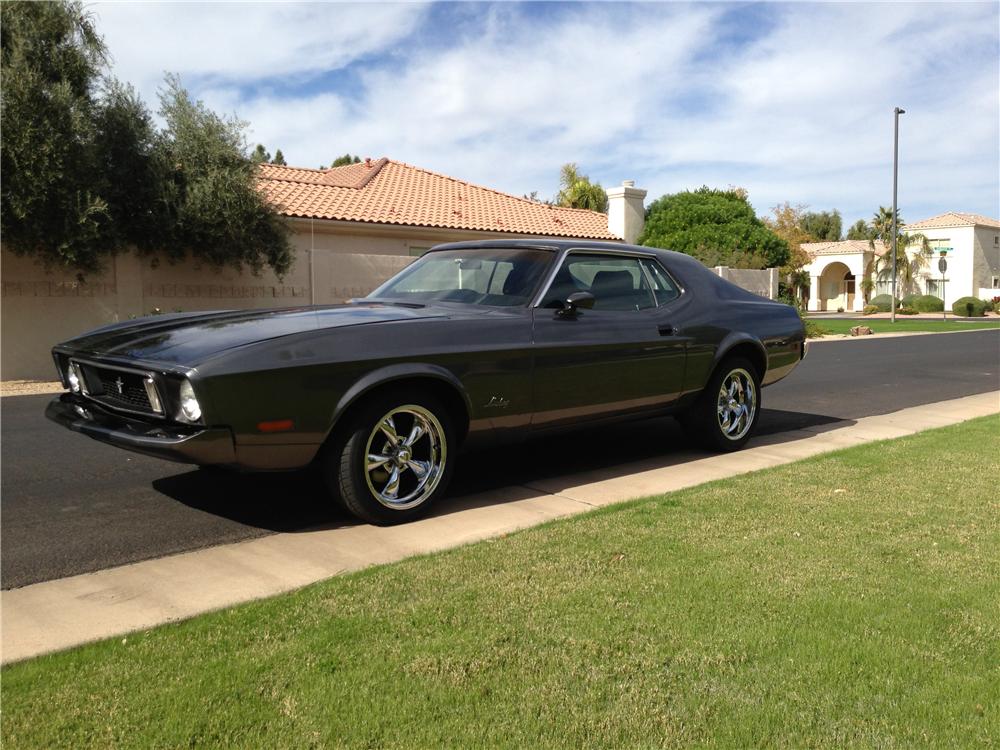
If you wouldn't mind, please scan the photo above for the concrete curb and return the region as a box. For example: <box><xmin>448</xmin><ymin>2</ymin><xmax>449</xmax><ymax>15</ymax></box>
<box><xmin>3</xmin><ymin>390</ymin><xmax>998</xmax><ymax>664</ymax></box>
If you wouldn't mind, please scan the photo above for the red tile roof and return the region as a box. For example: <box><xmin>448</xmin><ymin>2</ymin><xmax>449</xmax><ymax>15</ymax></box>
<box><xmin>802</xmin><ymin>239</ymin><xmax>888</xmax><ymax>257</ymax></box>
<box><xmin>258</xmin><ymin>158</ymin><xmax>616</xmax><ymax>240</ymax></box>
<box><xmin>906</xmin><ymin>212</ymin><xmax>1000</xmax><ymax>230</ymax></box>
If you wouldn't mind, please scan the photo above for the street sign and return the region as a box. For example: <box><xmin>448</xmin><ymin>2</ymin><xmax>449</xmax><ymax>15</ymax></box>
<box><xmin>938</xmin><ymin>257</ymin><xmax>948</xmax><ymax>273</ymax></box>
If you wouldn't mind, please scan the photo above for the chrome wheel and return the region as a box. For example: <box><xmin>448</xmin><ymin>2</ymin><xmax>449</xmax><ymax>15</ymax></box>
<box><xmin>363</xmin><ymin>404</ymin><xmax>446</xmax><ymax>510</ymax></box>
<box><xmin>716</xmin><ymin>368</ymin><xmax>757</xmax><ymax>441</ymax></box>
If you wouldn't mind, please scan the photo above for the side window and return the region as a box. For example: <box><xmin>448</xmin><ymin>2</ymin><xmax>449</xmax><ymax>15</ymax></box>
<box><xmin>641</xmin><ymin>259</ymin><xmax>681</xmax><ymax>305</ymax></box>
<box><xmin>541</xmin><ymin>254</ymin><xmax>655</xmax><ymax>311</ymax></box>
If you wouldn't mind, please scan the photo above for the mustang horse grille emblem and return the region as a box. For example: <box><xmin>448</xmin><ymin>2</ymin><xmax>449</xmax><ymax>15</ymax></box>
<box><xmin>114</xmin><ymin>377</ymin><xmax>124</xmax><ymax>394</ymax></box>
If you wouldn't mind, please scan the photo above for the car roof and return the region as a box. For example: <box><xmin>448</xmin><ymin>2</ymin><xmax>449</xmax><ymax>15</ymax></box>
<box><xmin>429</xmin><ymin>238</ymin><xmax>671</xmax><ymax>257</ymax></box>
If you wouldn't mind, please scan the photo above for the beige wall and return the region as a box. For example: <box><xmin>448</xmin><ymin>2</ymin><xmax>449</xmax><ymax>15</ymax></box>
<box><xmin>713</xmin><ymin>266</ymin><xmax>779</xmax><ymax>300</ymax></box>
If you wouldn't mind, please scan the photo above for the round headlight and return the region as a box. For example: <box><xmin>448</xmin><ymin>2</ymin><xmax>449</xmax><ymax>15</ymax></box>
<box><xmin>178</xmin><ymin>379</ymin><xmax>202</xmax><ymax>422</ymax></box>
<box><xmin>67</xmin><ymin>366</ymin><xmax>81</xmax><ymax>393</ymax></box>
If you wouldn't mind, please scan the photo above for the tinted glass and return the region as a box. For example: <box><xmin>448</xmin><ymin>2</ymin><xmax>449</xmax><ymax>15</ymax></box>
<box><xmin>541</xmin><ymin>254</ymin><xmax>655</xmax><ymax>311</ymax></box>
<box><xmin>641</xmin><ymin>258</ymin><xmax>681</xmax><ymax>305</ymax></box>
<box><xmin>369</xmin><ymin>248</ymin><xmax>553</xmax><ymax>307</ymax></box>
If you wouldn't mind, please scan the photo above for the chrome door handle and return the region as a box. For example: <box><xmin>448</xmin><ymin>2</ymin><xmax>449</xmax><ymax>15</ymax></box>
<box><xmin>658</xmin><ymin>324</ymin><xmax>678</xmax><ymax>336</ymax></box>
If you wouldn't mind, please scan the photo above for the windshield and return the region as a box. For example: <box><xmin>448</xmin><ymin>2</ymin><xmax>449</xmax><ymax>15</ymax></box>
<box><xmin>368</xmin><ymin>248</ymin><xmax>554</xmax><ymax>307</ymax></box>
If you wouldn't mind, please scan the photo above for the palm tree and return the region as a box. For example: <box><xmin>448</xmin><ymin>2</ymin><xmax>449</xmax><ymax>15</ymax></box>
<box><xmin>556</xmin><ymin>163</ymin><xmax>608</xmax><ymax>213</ymax></box>
<box><xmin>868</xmin><ymin>207</ymin><xmax>931</xmax><ymax>296</ymax></box>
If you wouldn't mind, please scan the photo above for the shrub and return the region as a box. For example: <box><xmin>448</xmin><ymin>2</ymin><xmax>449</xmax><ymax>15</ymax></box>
<box><xmin>901</xmin><ymin>293</ymin><xmax>920</xmax><ymax>307</ymax></box>
<box><xmin>863</xmin><ymin>304</ymin><xmax>880</xmax><ymax>315</ymax></box>
<box><xmin>836</xmin><ymin>306</ymin><xmax>844</xmax><ymax>313</ymax></box>
<box><xmin>795</xmin><ymin>308</ymin><xmax>826</xmax><ymax>338</ymax></box>
<box><xmin>982</xmin><ymin>298</ymin><xmax>995</xmax><ymax>313</ymax></box>
<box><xmin>952</xmin><ymin>296</ymin><xmax>987</xmax><ymax>317</ymax></box>
<box><xmin>869</xmin><ymin>294</ymin><xmax>900</xmax><ymax>312</ymax></box>
<box><xmin>897</xmin><ymin>306</ymin><xmax>918</xmax><ymax>315</ymax></box>
<box><xmin>912</xmin><ymin>294</ymin><xmax>944</xmax><ymax>313</ymax></box>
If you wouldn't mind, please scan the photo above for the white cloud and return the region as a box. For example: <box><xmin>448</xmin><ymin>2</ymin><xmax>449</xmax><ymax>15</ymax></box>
<box><xmin>92</xmin><ymin>1</ymin><xmax>430</xmax><ymax>100</ymax></box>
<box><xmin>97</xmin><ymin>1</ymin><xmax>999</xmax><ymax>227</ymax></box>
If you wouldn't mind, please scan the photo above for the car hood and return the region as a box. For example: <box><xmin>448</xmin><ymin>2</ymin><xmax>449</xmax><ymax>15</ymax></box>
<box><xmin>57</xmin><ymin>303</ymin><xmax>455</xmax><ymax>364</ymax></box>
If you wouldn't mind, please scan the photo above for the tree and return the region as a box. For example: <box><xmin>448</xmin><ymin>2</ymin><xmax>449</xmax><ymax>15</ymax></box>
<box><xmin>799</xmin><ymin>209</ymin><xmax>842</xmax><ymax>241</ymax></box>
<box><xmin>0</xmin><ymin>1</ymin><xmax>292</xmax><ymax>277</ymax></box>
<box><xmin>556</xmin><ymin>163</ymin><xmax>608</xmax><ymax>213</ymax></box>
<box><xmin>331</xmin><ymin>153</ymin><xmax>362</xmax><ymax>167</ymax></box>
<box><xmin>271</xmin><ymin>149</ymin><xmax>286</xmax><ymax>166</ymax></box>
<box><xmin>250</xmin><ymin>144</ymin><xmax>271</xmax><ymax>163</ymax></box>
<box><xmin>638</xmin><ymin>187</ymin><xmax>789</xmax><ymax>269</ymax></box>
<box><xmin>91</xmin><ymin>80</ymin><xmax>163</xmax><ymax>254</ymax></box>
<box><xmin>1</xmin><ymin>0</ymin><xmax>112</xmax><ymax>273</ymax></box>
<box><xmin>868</xmin><ymin>207</ymin><xmax>931</xmax><ymax>295</ymax></box>
<box><xmin>154</xmin><ymin>75</ymin><xmax>292</xmax><ymax>276</ymax></box>
<box><xmin>764</xmin><ymin>202</ymin><xmax>816</xmax><ymax>304</ymax></box>
<box><xmin>846</xmin><ymin>219</ymin><xmax>870</xmax><ymax>240</ymax></box>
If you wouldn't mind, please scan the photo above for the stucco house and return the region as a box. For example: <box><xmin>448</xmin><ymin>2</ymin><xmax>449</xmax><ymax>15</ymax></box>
<box><xmin>1</xmin><ymin>157</ymin><xmax>647</xmax><ymax>379</ymax></box>
<box><xmin>802</xmin><ymin>212</ymin><xmax>1000</xmax><ymax>312</ymax></box>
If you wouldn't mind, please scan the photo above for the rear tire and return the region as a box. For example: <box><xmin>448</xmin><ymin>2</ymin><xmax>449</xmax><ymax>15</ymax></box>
<box><xmin>325</xmin><ymin>392</ymin><xmax>455</xmax><ymax>525</ymax></box>
<box><xmin>679</xmin><ymin>356</ymin><xmax>761</xmax><ymax>452</ymax></box>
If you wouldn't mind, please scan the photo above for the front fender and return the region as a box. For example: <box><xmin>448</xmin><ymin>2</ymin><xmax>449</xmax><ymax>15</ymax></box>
<box><xmin>327</xmin><ymin>362</ymin><xmax>472</xmax><ymax>438</ymax></box>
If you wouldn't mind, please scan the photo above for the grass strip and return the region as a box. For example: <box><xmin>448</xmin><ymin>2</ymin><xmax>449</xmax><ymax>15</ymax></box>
<box><xmin>4</xmin><ymin>415</ymin><xmax>999</xmax><ymax>748</ymax></box>
<box><xmin>811</xmin><ymin>318</ymin><xmax>999</xmax><ymax>336</ymax></box>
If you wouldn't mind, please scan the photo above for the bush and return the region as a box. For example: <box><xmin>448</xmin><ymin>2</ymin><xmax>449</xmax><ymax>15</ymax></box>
<box><xmin>869</xmin><ymin>294</ymin><xmax>900</xmax><ymax>312</ymax></box>
<box><xmin>897</xmin><ymin>306</ymin><xmax>918</xmax><ymax>315</ymax></box>
<box><xmin>796</xmin><ymin>308</ymin><xmax>826</xmax><ymax>338</ymax></box>
<box><xmin>952</xmin><ymin>296</ymin><xmax>987</xmax><ymax>317</ymax></box>
<box><xmin>863</xmin><ymin>304</ymin><xmax>880</xmax><ymax>315</ymax></box>
<box><xmin>912</xmin><ymin>294</ymin><xmax>944</xmax><ymax>313</ymax></box>
<box><xmin>901</xmin><ymin>293</ymin><xmax>920</xmax><ymax>307</ymax></box>
<box><xmin>982</xmin><ymin>299</ymin><xmax>995</xmax><ymax>313</ymax></box>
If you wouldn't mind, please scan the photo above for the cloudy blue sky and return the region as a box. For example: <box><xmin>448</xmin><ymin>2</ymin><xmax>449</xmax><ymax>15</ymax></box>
<box><xmin>93</xmin><ymin>1</ymin><xmax>999</xmax><ymax>228</ymax></box>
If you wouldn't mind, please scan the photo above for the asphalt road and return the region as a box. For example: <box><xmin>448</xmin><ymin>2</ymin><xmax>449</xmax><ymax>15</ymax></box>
<box><xmin>3</xmin><ymin>330</ymin><xmax>998</xmax><ymax>589</ymax></box>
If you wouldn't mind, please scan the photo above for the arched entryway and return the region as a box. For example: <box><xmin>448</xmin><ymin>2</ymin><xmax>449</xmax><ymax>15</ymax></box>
<box><xmin>817</xmin><ymin>262</ymin><xmax>855</xmax><ymax>312</ymax></box>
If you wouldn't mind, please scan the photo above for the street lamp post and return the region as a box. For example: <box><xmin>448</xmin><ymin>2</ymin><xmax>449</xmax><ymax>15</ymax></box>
<box><xmin>890</xmin><ymin>106</ymin><xmax>905</xmax><ymax>323</ymax></box>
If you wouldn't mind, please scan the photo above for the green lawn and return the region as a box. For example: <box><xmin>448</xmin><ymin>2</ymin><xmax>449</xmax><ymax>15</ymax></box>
<box><xmin>4</xmin><ymin>417</ymin><xmax>999</xmax><ymax>749</ymax></box>
<box><xmin>810</xmin><ymin>318</ymin><xmax>1000</xmax><ymax>336</ymax></box>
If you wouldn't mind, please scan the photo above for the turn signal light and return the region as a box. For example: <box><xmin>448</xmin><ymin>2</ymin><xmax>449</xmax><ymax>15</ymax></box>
<box><xmin>257</xmin><ymin>419</ymin><xmax>294</xmax><ymax>433</ymax></box>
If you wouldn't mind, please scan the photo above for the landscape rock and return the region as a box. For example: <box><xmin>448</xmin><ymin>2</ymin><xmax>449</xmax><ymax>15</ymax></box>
<box><xmin>850</xmin><ymin>325</ymin><xmax>874</xmax><ymax>336</ymax></box>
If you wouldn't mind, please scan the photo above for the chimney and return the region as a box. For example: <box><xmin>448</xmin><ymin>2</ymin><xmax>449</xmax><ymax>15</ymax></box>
<box><xmin>606</xmin><ymin>180</ymin><xmax>647</xmax><ymax>244</ymax></box>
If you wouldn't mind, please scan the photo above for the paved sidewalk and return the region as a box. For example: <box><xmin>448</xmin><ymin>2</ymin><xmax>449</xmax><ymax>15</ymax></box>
<box><xmin>3</xmin><ymin>390</ymin><xmax>998</xmax><ymax>664</ymax></box>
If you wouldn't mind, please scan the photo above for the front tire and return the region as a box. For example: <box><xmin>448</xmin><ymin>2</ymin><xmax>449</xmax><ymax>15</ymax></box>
<box><xmin>330</xmin><ymin>393</ymin><xmax>454</xmax><ymax>525</ymax></box>
<box><xmin>679</xmin><ymin>357</ymin><xmax>761</xmax><ymax>452</ymax></box>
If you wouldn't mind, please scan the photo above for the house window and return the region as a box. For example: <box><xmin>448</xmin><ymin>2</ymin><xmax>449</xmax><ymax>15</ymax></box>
<box><xmin>925</xmin><ymin>279</ymin><xmax>939</xmax><ymax>296</ymax></box>
<box><xmin>994</xmin><ymin>235</ymin><xmax>998</xmax><ymax>246</ymax></box>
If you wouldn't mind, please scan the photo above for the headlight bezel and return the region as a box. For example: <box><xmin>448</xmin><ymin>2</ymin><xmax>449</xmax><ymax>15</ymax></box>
<box><xmin>177</xmin><ymin>378</ymin><xmax>203</xmax><ymax>423</ymax></box>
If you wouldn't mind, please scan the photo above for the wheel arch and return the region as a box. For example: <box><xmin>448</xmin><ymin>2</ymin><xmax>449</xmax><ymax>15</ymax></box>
<box><xmin>323</xmin><ymin>364</ymin><xmax>472</xmax><ymax>449</ymax></box>
<box><xmin>713</xmin><ymin>335</ymin><xmax>768</xmax><ymax>382</ymax></box>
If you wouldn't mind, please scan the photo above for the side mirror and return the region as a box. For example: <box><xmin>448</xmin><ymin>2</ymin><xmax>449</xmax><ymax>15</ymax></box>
<box><xmin>558</xmin><ymin>291</ymin><xmax>595</xmax><ymax>318</ymax></box>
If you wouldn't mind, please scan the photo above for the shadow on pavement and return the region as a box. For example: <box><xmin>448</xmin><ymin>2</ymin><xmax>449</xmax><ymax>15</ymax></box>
<box><xmin>155</xmin><ymin>408</ymin><xmax>852</xmax><ymax>534</ymax></box>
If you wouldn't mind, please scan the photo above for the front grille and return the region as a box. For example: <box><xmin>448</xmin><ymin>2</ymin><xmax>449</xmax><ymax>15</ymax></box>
<box><xmin>78</xmin><ymin>363</ymin><xmax>158</xmax><ymax>415</ymax></box>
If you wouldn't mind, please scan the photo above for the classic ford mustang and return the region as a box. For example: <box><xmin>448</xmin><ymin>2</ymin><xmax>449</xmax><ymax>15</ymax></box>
<box><xmin>47</xmin><ymin>240</ymin><xmax>806</xmax><ymax>524</ymax></box>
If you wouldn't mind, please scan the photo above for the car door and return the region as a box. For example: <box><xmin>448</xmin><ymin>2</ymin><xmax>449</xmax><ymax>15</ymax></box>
<box><xmin>530</xmin><ymin>252</ymin><xmax>687</xmax><ymax>429</ymax></box>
